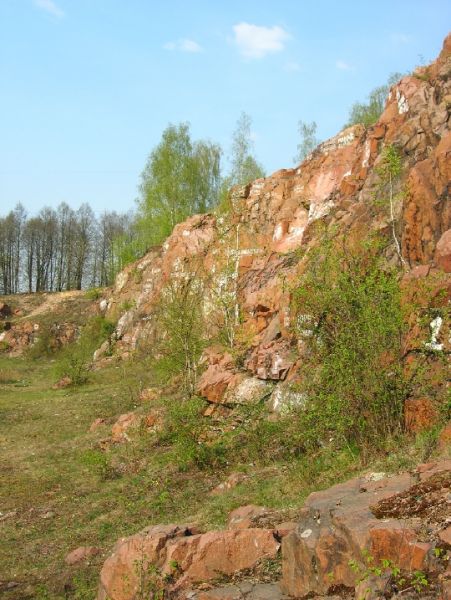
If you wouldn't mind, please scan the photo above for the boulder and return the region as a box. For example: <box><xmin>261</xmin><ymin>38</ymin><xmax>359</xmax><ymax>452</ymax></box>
<box><xmin>281</xmin><ymin>470</ymin><xmax>435</xmax><ymax>597</ymax></box>
<box><xmin>227</xmin><ymin>505</ymin><xmax>269</xmax><ymax>530</ymax></box>
<box><xmin>89</xmin><ymin>418</ymin><xmax>106</xmax><ymax>432</ymax></box>
<box><xmin>210</xmin><ymin>472</ymin><xmax>247</xmax><ymax>496</ymax></box>
<box><xmin>97</xmin><ymin>525</ymin><xmax>280</xmax><ymax>600</ymax></box>
<box><xmin>65</xmin><ymin>546</ymin><xmax>100</xmax><ymax>566</ymax></box>
<box><xmin>436</xmin><ymin>229</ymin><xmax>451</xmax><ymax>272</ymax></box>
<box><xmin>111</xmin><ymin>412</ymin><xmax>140</xmax><ymax>442</ymax></box>
<box><xmin>404</xmin><ymin>397</ymin><xmax>439</xmax><ymax>433</ymax></box>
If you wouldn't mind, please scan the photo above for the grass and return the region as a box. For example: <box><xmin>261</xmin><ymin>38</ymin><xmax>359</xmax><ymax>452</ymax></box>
<box><xmin>0</xmin><ymin>352</ymin><xmax>446</xmax><ymax>599</ymax></box>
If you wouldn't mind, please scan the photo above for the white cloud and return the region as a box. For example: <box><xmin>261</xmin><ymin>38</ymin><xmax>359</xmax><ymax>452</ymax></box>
<box><xmin>164</xmin><ymin>38</ymin><xmax>203</xmax><ymax>53</ymax></box>
<box><xmin>284</xmin><ymin>61</ymin><xmax>301</xmax><ymax>72</ymax></box>
<box><xmin>34</xmin><ymin>0</ymin><xmax>64</xmax><ymax>18</ymax></box>
<box><xmin>232</xmin><ymin>22</ymin><xmax>291</xmax><ymax>59</ymax></box>
<box><xmin>391</xmin><ymin>33</ymin><xmax>411</xmax><ymax>44</ymax></box>
<box><xmin>336</xmin><ymin>59</ymin><xmax>352</xmax><ymax>71</ymax></box>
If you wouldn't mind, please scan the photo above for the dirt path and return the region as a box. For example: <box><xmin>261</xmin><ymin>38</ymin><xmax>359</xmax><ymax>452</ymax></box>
<box><xmin>16</xmin><ymin>290</ymin><xmax>86</xmax><ymax>321</ymax></box>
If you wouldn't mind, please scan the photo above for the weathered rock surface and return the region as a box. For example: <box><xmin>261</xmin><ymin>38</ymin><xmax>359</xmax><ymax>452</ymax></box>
<box><xmin>97</xmin><ymin>525</ymin><xmax>280</xmax><ymax>600</ymax></box>
<box><xmin>98</xmin><ymin>460</ymin><xmax>451</xmax><ymax>600</ymax></box>
<box><xmin>64</xmin><ymin>545</ymin><xmax>100</xmax><ymax>566</ymax></box>
<box><xmin>97</xmin><ymin>34</ymin><xmax>450</xmax><ymax>409</ymax></box>
<box><xmin>281</xmin><ymin>461</ymin><xmax>450</xmax><ymax>598</ymax></box>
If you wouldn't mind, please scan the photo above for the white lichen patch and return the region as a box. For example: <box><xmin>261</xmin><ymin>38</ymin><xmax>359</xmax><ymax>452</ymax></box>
<box><xmin>362</xmin><ymin>139</ymin><xmax>371</xmax><ymax>168</ymax></box>
<box><xmin>424</xmin><ymin>315</ymin><xmax>443</xmax><ymax>351</ymax></box>
<box><xmin>308</xmin><ymin>200</ymin><xmax>334</xmax><ymax>224</ymax></box>
<box><xmin>182</xmin><ymin>230</ymin><xmax>191</xmax><ymax>237</ymax></box>
<box><xmin>396</xmin><ymin>89</ymin><xmax>409</xmax><ymax>114</ymax></box>
<box><xmin>114</xmin><ymin>271</ymin><xmax>129</xmax><ymax>293</ymax></box>
<box><xmin>273</xmin><ymin>223</ymin><xmax>284</xmax><ymax>242</ymax></box>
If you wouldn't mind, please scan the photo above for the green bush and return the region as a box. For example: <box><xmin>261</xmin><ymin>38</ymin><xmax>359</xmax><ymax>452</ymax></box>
<box><xmin>84</xmin><ymin>287</ymin><xmax>102</xmax><ymax>300</ymax></box>
<box><xmin>54</xmin><ymin>316</ymin><xmax>115</xmax><ymax>386</ymax></box>
<box><xmin>291</xmin><ymin>235</ymin><xmax>408</xmax><ymax>457</ymax></box>
<box><xmin>153</xmin><ymin>276</ymin><xmax>206</xmax><ymax>395</ymax></box>
<box><xmin>158</xmin><ymin>396</ymin><xmax>218</xmax><ymax>471</ymax></box>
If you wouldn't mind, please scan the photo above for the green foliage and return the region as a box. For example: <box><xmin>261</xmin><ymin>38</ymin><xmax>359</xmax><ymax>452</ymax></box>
<box><xmin>349</xmin><ymin>553</ymin><xmax>429</xmax><ymax>597</ymax></box>
<box><xmin>375</xmin><ymin>144</ymin><xmax>407</xmax><ymax>268</ymax></box>
<box><xmin>84</xmin><ymin>287</ymin><xmax>102</xmax><ymax>300</ymax></box>
<box><xmin>28</xmin><ymin>325</ymin><xmax>58</xmax><ymax>359</ymax></box>
<box><xmin>227</xmin><ymin>112</ymin><xmax>265</xmax><ymax>187</ymax></box>
<box><xmin>153</xmin><ymin>274</ymin><xmax>206</xmax><ymax>395</ymax></box>
<box><xmin>295</xmin><ymin>120</ymin><xmax>319</xmax><ymax>163</ymax></box>
<box><xmin>137</xmin><ymin>122</ymin><xmax>222</xmax><ymax>247</ymax></box>
<box><xmin>55</xmin><ymin>316</ymin><xmax>115</xmax><ymax>385</ymax></box>
<box><xmin>291</xmin><ymin>235</ymin><xmax>407</xmax><ymax>456</ymax></box>
<box><xmin>158</xmin><ymin>395</ymin><xmax>227</xmax><ymax>471</ymax></box>
<box><xmin>346</xmin><ymin>73</ymin><xmax>403</xmax><ymax>127</ymax></box>
<box><xmin>377</xmin><ymin>144</ymin><xmax>402</xmax><ymax>181</ymax></box>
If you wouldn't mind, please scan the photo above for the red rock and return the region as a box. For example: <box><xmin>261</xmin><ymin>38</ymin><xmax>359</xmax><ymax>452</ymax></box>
<box><xmin>89</xmin><ymin>418</ymin><xmax>106</xmax><ymax>432</ymax></box>
<box><xmin>98</xmin><ymin>524</ymin><xmax>187</xmax><ymax>600</ymax></box>
<box><xmin>65</xmin><ymin>546</ymin><xmax>100</xmax><ymax>565</ymax></box>
<box><xmin>439</xmin><ymin>526</ymin><xmax>451</xmax><ymax>546</ymax></box>
<box><xmin>404</xmin><ymin>397</ymin><xmax>439</xmax><ymax>433</ymax></box>
<box><xmin>369</xmin><ymin>527</ymin><xmax>431</xmax><ymax>571</ymax></box>
<box><xmin>436</xmin><ymin>229</ymin><xmax>451</xmax><ymax>272</ymax></box>
<box><xmin>274</xmin><ymin>522</ymin><xmax>297</xmax><ymax>538</ymax></box>
<box><xmin>210</xmin><ymin>473</ymin><xmax>247</xmax><ymax>496</ymax></box>
<box><xmin>97</xmin><ymin>526</ymin><xmax>279</xmax><ymax>600</ymax></box>
<box><xmin>111</xmin><ymin>412</ymin><xmax>140</xmax><ymax>442</ymax></box>
<box><xmin>442</xmin><ymin>578</ymin><xmax>451</xmax><ymax>600</ymax></box>
<box><xmin>439</xmin><ymin>422</ymin><xmax>451</xmax><ymax>452</ymax></box>
<box><xmin>52</xmin><ymin>376</ymin><xmax>72</xmax><ymax>390</ymax></box>
<box><xmin>281</xmin><ymin>471</ymin><xmax>426</xmax><ymax>597</ymax></box>
<box><xmin>227</xmin><ymin>505</ymin><xmax>268</xmax><ymax>530</ymax></box>
<box><xmin>163</xmin><ymin>529</ymin><xmax>280</xmax><ymax>588</ymax></box>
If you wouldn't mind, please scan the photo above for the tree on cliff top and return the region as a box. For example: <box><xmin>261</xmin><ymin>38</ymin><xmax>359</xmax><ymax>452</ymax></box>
<box><xmin>137</xmin><ymin>122</ymin><xmax>222</xmax><ymax>246</ymax></box>
<box><xmin>228</xmin><ymin>112</ymin><xmax>265</xmax><ymax>186</ymax></box>
<box><xmin>346</xmin><ymin>72</ymin><xmax>404</xmax><ymax>128</ymax></box>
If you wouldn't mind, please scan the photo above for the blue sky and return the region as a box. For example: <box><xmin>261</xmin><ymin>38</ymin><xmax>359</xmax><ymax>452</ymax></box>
<box><xmin>0</xmin><ymin>1</ymin><xmax>449</xmax><ymax>215</ymax></box>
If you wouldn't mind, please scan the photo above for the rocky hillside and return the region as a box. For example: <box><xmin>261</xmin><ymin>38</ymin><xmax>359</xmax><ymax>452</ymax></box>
<box><xmin>98</xmin><ymin>34</ymin><xmax>450</xmax><ymax>409</ymax></box>
<box><xmin>0</xmin><ymin>290</ymin><xmax>96</xmax><ymax>356</ymax></box>
<box><xmin>90</xmin><ymin>34</ymin><xmax>451</xmax><ymax>600</ymax></box>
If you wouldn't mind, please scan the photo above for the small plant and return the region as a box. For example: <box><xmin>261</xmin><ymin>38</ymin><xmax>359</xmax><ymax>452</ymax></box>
<box><xmin>85</xmin><ymin>287</ymin><xmax>102</xmax><ymax>300</ymax></box>
<box><xmin>154</xmin><ymin>273</ymin><xmax>206</xmax><ymax>396</ymax></box>
<box><xmin>350</xmin><ymin>554</ymin><xmax>430</xmax><ymax>598</ymax></box>
<box><xmin>120</xmin><ymin>299</ymin><xmax>136</xmax><ymax>312</ymax></box>
<box><xmin>54</xmin><ymin>316</ymin><xmax>115</xmax><ymax>386</ymax></box>
<box><xmin>375</xmin><ymin>144</ymin><xmax>407</xmax><ymax>269</ymax></box>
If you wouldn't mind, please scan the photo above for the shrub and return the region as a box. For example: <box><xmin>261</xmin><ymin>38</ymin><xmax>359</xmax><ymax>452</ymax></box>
<box><xmin>291</xmin><ymin>235</ymin><xmax>408</xmax><ymax>457</ymax></box>
<box><xmin>54</xmin><ymin>316</ymin><xmax>115</xmax><ymax>386</ymax></box>
<box><xmin>153</xmin><ymin>275</ymin><xmax>206</xmax><ymax>395</ymax></box>
<box><xmin>84</xmin><ymin>287</ymin><xmax>102</xmax><ymax>300</ymax></box>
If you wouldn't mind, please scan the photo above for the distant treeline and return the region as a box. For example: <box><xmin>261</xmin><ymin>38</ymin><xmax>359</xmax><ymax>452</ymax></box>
<box><xmin>0</xmin><ymin>203</ymin><xmax>134</xmax><ymax>294</ymax></box>
<box><xmin>2</xmin><ymin>79</ymin><xmax>404</xmax><ymax>296</ymax></box>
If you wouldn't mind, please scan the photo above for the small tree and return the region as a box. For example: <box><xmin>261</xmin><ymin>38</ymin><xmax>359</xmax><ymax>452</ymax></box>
<box><xmin>294</xmin><ymin>120</ymin><xmax>319</xmax><ymax>163</ymax></box>
<box><xmin>228</xmin><ymin>112</ymin><xmax>265</xmax><ymax>186</ymax></box>
<box><xmin>137</xmin><ymin>123</ymin><xmax>222</xmax><ymax>247</ymax></box>
<box><xmin>375</xmin><ymin>145</ymin><xmax>407</xmax><ymax>269</ymax></box>
<box><xmin>155</xmin><ymin>273</ymin><xmax>205</xmax><ymax>395</ymax></box>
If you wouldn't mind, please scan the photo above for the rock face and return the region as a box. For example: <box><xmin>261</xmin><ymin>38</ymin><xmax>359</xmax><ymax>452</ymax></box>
<box><xmin>98</xmin><ymin>34</ymin><xmax>450</xmax><ymax>410</ymax></box>
<box><xmin>98</xmin><ymin>525</ymin><xmax>280</xmax><ymax>600</ymax></box>
<box><xmin>97</xmin><ymin>460</ymin><xmax>451</xmax><ymax>600</ymax></box>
